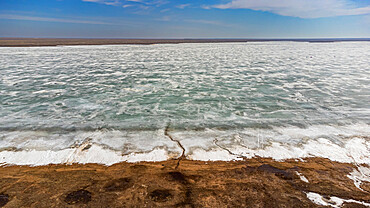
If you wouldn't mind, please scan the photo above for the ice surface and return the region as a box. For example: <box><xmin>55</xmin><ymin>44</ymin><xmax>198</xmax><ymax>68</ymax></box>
<box><xmin>0</xmin><ymin>42</ymin><xmax>369</xmax><ymax>165</ymax></box>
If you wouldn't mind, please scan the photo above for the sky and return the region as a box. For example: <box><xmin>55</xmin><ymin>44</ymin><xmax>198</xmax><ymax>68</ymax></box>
<box><xmin>0</xmin><ymin>0</ymin><xmax>369</xmax><ymax>38</ymax></box>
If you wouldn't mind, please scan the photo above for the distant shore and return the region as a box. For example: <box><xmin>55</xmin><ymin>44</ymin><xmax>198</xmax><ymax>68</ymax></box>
<box><xmin>0</xmin><ymin>38</ymin><xmax>369</xmax><ymax>47</ymax></box>
<box><xmin>0</xmin><ymin>157</ymin><xmax>369</xmax><ymax>207</ymax></box>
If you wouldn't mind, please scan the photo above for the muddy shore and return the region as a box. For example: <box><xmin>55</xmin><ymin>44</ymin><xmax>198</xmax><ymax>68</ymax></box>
<box><xmin>0</xmin><ymin>157</ymin><xmax>369</xmax><ymax>207</ymax></box>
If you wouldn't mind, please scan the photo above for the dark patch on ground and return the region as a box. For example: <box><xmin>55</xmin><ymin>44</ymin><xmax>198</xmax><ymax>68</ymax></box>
<box><xmin>64</xmin><ymin>189</ymin><xmax>92</xmax><ymax>205</ymax></box>
<box><xmin>168</xmin><ymin>171</ymin><xmax>188</xmax><ymax>184</ymax></box>
<box><xmin>167</xmin><ymin>171</ymin><xmax>195</xmax><ymax>207</ymax></box>
<box><xmin>179</xmin><ymin>187</ymin><xmax>194</xmax><ymax>208</ymax></box>
<box><xmin>149</xmin><ymin>189</ymin><xmax>173</xmax><ymax>202</ymax></box>
<box><xmin>240</xmin><ymin>166</ymin><xmax>257</xmax><ymax>174</ymax></box>
<box><xmin>257</xmin><ymin>164</ymin><xmax>297</xmax><ymax>180</ymax></box>
<box><xmin>0</xmin><ymin>194</ymin><xmax>9</xmax><ymax>207</ymax></box>
<box><xmin>82</xmin><ymin>144</ymin><xmax>92</xmax><ymax>151</ymax></box>
<box><xmin>103</xmin><ymin>177</ymin><xmax>132</xmax><ymax>192</ymax></box>
<box><xmin>241</xmin><ymin>164</ymin><xmax>297</xmax><ymax>180</ymax></box>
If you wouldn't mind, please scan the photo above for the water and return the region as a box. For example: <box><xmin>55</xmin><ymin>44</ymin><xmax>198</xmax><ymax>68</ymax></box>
<box><xmin>0</xmin><ymin>42</ymin><xmax>369</xmax><ymax>164</ymax></box>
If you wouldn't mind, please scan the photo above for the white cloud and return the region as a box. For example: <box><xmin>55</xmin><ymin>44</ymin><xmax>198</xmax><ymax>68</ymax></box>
<box><xmin>139</xmin><ymin>5</ymin><xmax>150</xmax><ymax>9</ymax></box>
<box><xmin>160</xmin><ymin>8</ymin><xmax>170</xmax><ymax>12</ymax></box>
<box><xmin>0</xmin><ymin>14</ymin><xmax>115</xmax><ymax>25</ymax></box>
<box><xmin>176</xmin><ymin>4</ymin><xmax>190</xmax><ymax>9</ymax></box>
<box><xmin>212</xmin><ymin>0</ymin><xmax>370</xmax><ymax>18</ymax></box>
<box><xmin>143</xmin><ymin>0</ymin><xmax>168</xmax><ymax>7</ymax></box>
<box><xmin>83</xmin><ymin>0</ymin><xmax>168</xmax><ymax>8</ymax></box>
<box><xmin>82</xmin><ymin>0</ymin><xmax>121</xmax><ymax>6</ymax></box>
<box><xmin>185</xmin><ymin>19</ymin><xmax>224</xmax><ymax>25</ymax></box>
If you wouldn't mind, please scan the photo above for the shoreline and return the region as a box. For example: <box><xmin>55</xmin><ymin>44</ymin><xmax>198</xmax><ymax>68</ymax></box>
<box><xmin>1</xmin><ymin>38</ymin><xmax>370</xmax><ymax>47</ymax></box>
<box><xmin>0</xmin><ymin>157</ymin><xmax>369</xmax><ymax>207</ymax></box>
<box><xmin>0</xmin><ymin>134</ymin><xmax>368</xmax><ymax>166</ymax></box>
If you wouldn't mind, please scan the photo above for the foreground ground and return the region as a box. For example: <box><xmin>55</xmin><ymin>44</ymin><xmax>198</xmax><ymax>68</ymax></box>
<box><xmin>0</xmin><ymin>157</ymin><xmax>369</xmax><ymax>207</ymax></box>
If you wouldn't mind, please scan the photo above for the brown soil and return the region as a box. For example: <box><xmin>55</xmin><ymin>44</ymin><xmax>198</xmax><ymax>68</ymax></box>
<box><xmin>0</xmin><ymin>157</ymin><xmax>368</xmax><ymax>207</ymax></box>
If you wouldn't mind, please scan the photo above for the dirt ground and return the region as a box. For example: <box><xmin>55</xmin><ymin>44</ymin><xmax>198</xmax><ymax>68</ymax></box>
<box><xmin>0</xmin><ymin>157</ymin><xmax>369</xmax><ymax>207</ymax></box>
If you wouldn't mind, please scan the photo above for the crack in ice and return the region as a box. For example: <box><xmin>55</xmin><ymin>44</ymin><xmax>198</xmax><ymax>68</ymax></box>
<box><xmin>164</xmin><ymin>124</ymin><xmax>185</xmax><ymax>169</ymax></box>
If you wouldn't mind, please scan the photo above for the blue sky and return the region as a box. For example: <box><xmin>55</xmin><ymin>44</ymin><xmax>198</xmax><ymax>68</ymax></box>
<box><xmin>0</xmin><ymin>0</ymin><xmax>369</xmax><ymax>38</ymax></box>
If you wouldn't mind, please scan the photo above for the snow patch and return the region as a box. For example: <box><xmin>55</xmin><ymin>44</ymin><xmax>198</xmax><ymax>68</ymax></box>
<box><xmin>188</xmin><ymin>148</ymin><xmax>243</xmax><ymax>161</ymax></box>
<box><xmin>296</xmin><ymin>171</ymin><xmax>309</xmax><ymax>183</ymax></box>
<box><xmin>0</xmin><ymin>144</ymin><xmax>172</xmax><ymax>166</ymax></box>
<box><xmin>306</xmin><ymin>192</ymin><xmax>370</xmax><ymax>207</ymax></box>
<box><xmin>347</xmin><ymin>165</ymin><xmax>370</xmax><ymax>192</ymax></box>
